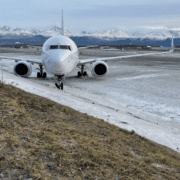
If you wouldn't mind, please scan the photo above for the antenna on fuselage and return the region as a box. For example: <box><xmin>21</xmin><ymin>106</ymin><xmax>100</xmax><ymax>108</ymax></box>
<box><xmin>61</xmin><ymin>10</ymin><xmax>64</xmax><ymax>36</ymax></box>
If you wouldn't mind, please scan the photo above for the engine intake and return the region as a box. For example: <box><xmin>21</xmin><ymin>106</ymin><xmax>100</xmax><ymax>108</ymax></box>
<box><xmin>13</xmin><ymin>61</ymin><xmax>32</xmax><ymax>78</ymax></box>
<box><xmin>91</xmin><ymin>61</ymin><xmax>109</xmax><ymax>77</ymax></box>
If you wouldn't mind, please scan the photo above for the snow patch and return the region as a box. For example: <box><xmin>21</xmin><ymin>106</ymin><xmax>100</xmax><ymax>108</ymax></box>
<box><xmin>1</xmin><ymin>70</ymin><xmax>180</xmax><ymax>153</ymax></box>
<box><xmin>117</xmin><ymin>74</ymin><xmax>169</xmax><ymax>81</ymax></box>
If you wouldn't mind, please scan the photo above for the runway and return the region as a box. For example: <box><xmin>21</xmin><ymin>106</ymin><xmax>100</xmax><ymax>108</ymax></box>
<box><xmin>0</xmin><ymin>48</ymin><xmax>180</xmax><ymax>152</ymax></box>
<box><xmin>1</xmin><ymin>49</ymin><xmax>180</xmax><ymax>122</ymax></box>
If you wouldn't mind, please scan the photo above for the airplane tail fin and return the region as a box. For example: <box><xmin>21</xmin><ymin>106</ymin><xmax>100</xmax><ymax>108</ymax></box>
<box><xmin>171</xmin><ymin>36</ymin><xmax>174</xmax><ymax>52</ymax></box>
<box><xmin>61</xmin><ymin>10</ymin><xmax>64</xmax><ymax>36</ymax></box>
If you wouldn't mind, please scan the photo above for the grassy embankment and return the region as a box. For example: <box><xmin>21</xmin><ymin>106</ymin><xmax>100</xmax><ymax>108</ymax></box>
<box><xmin>0</xmin><ymin>82</ymin><xmax>180</xmax><ymax>180</ymax></box>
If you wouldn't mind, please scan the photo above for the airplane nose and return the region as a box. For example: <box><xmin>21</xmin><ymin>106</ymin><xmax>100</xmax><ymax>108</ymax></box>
<box><xmin>48</xmin><ymin>50</ymin><xmax>69</xmax><ymax>62</ymax></box>
<box><xmin>56</xmin><ymin>51</ymin><xmax>68</xmax><ymax>62</ymax></box>
<box><xmin>52</xmin><ymin>51</ymin><xmax>70</xmax><ymax>74</ymax></box>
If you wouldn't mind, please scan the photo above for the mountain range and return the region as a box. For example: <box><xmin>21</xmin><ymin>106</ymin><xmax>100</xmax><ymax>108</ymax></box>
<box><xmin>0</xmin><ymin>25</ymin><xmax>72</xmax><ymax>37</ymax></box>
<box><xmin>0</xmin><ymin>25</ymin><xmax>179</xmax><ymax>46</ymax></box>
<box><xmin>1</xmin><ymin>25</ymin><xmax>180</xmax><ymax>39</ymax></box>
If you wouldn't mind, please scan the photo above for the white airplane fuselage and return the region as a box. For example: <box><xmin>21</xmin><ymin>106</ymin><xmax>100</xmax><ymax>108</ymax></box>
<box><xmin>41</xmin><ymin>36</ymin><xmax>79</xmax><ymax>76</ymax></box>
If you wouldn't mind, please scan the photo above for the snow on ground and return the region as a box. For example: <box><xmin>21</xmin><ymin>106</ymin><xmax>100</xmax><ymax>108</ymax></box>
<box><xmin>0</xmin><ymin>51</ymin><xmax>180</xmax><ymax>153</ymax></box>
<box><xmin>1</xmin><ymin>70</ymin><xmax>180</xmax><ymax>153</ymax></box>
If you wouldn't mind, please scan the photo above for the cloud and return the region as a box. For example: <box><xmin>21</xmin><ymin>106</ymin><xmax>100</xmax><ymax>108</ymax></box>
<box><xmin>68</xmin><ymin>3</ymin><xmax>180</xmax><ymax>19</ymax></box>
<box><xmin>1</xmin><ymin>0</ymin><xmax>180</xmax><ymax>33</ymax></box>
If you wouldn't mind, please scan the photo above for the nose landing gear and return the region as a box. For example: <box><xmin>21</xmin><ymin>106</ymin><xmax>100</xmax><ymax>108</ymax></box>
<box><xmin>37</xmin><ymin>65</ymin><xmax>47</xmax><ymax>78</ymax></box>
<box><xmin>55</xmin><ymin>75</ymin><xmax>64</xmax><ymax>90</ymax></box>
<box><xmin>55</xmin><ymin>82</ymin><xmax>63</xmax><ymax>90</ymax></box>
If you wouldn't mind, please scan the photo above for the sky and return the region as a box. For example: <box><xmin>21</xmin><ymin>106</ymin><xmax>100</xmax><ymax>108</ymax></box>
<box><xmin>0</xmin><ymin>0</ymin><xmax>180</xmax><ymax>34</ymax></box>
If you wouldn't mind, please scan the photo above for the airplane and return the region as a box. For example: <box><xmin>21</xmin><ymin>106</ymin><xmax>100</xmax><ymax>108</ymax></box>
<box><xmin>0</xmin><ymin>10</ymin><xmax>174</xmax><ymax>90</ymax></box>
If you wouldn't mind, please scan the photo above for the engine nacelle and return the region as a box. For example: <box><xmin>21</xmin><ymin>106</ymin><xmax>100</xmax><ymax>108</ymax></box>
<box><xmin>91</xmin><ymin>61</ymin><xmax>109</xmax><ymax>77</ymax></box>
<box><xmin>13</xmin><ymin>61</ymin><xmax>32</xmax><ymax>78</ymax></box>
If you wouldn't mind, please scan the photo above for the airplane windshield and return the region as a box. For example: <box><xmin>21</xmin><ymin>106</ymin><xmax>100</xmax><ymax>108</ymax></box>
<box><xmin>50</xmin><ymin>45</ymin><xmax>58</xmax><ymax>49</ymax></box>
<box><xmin>49</xmin><ymin>45</ymin><xmax>71</xmax><ymax>51</ymax></box>
<box><xmin>59</xmin><ymin>45</ymin><xmax>71</xmax><ymax>50</ymax></box>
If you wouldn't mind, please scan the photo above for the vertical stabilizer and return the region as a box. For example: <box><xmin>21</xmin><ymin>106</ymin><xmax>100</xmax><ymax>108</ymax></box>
<box><xmin>61</xmin><ymin>10</ymin><xmax>64</xmax><ymax>36</ymax></box>
<box><xmin>171</xmin><ymin>36</ymin><xmax>174</xmax><ymax>52</ymax></box>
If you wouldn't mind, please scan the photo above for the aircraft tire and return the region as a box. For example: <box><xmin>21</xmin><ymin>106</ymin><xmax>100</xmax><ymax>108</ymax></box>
<box><xmin>43</xmin><ymin>72</ymin><xmax>47</xmax><ymax>78</ymax></box>
<box><xmin>78</xmin><ymin>71</ymin><xmax>81</xmax><ymax>77</ymax></box>
<box><xmin>83</xmin><ymin>71</ymin><xmax>87</xmax><ymax>76</ymax></box>
<box><xmin>37</xmin><ymin>72</ymin><xmax>41</xmax><ymax>78</ymax></box>
<box><xmin>60</xmin><ymin>83</ymin><xmax>63</xmax><ymax>90</ymax></box>
<box><xmin>55</xmin><ymin>83</ymin><xmax>60</xmax><ymax>89</ymax></box>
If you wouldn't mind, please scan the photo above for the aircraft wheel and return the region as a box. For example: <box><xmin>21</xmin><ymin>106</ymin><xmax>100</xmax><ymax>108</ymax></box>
<box><xmin>55</xmin><ymin>83</ymin><xmax>60</xmax><ymax>89</ymax></box>
<box><xmin>78</xmin><ymin>71</ymin><xmax>81</xmax><ymax>77</ymax></box>
<box><xmin>55</xmin><ymin>83</ymin><xmax>63</xmax><ymax>90</ymax></box>
<box><xmin>60</xmin><ymin>83</ymin><xmax>63</xmax><ymax>90</ymax></box>
<box><xmin>83</xmin><ymin>71</ymin><xmax>87</xmax><ymax>76</ymax></box>
<box><xmin>37</xmin><ymin>72</ymin><xmax>41</xmax><ymax>78</ymax></box>
<box><xmin>43</xmin><ymin>72</ymin><xmax>47</xmax><ymax>78</ymax></box>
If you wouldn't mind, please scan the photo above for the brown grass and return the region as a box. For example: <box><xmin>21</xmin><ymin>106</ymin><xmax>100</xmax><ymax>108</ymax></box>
<box><xmin>0</xmin><ymin>82</ymin><xmax>180</xmax><ymax>180</ymax></box>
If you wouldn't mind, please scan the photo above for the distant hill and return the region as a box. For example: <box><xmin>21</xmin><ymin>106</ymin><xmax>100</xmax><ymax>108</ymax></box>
<box><xmin>0</xmin><ymin>35</ymin><xmax>178</xmax><ymax>47</ymax></box>
<box><xmin>0</xmin><ymin>25</ymin><xmax>72</xmax><ymax>37</ymax></box>
<box><xmin>0</xmin><ymin>25</ymin><xmax>179</xmax><ymax>47</ymax></box>
<box><xmin>70</xmin><ymin>36</ymin><xmax>178</xmax><ymax>47</ymax></box>
<box><xmin>0</xmin><ymin>35</ymin><xmax>48</xmax><ymax>45</ymax></box>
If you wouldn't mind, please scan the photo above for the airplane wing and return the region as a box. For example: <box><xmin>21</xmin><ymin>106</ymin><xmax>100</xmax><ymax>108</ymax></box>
<box><xmin>77</xmin><ymin>49</ymin><xmax>173</xmax><ymax>65</ymax></box>
<box><xmin>78</xmin><ymin>37</ymin><xmax>174</xmax><ymax>65</ymax></box>
<box><xmin>0</xmin><ymin>56</ymin><xmax>43</xmax><ymax>65</ymax></box>
<box><xmin>78</xmin><ymin>45</ymin><xmax>98</xmax><ymax>50</ymax></box>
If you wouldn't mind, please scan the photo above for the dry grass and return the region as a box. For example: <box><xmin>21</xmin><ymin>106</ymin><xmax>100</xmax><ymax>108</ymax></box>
<box><xmin>0</xmin><ymin>82</ymin><xmax>180</xmax><ymax>180</ymax></box>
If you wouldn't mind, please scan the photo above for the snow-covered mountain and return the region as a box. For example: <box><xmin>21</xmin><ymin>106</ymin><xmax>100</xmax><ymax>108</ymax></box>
<box><xmin>78</xmin><ymin>29</ymin><xmax>130</xmax><ymax>39</ymax></box>
<box><xmin>144</xmin><ymin>32</ymin><xmax>172</xmax><ymax>40</ymax></box>
<box><xmin>42</xmin><ymin>26</ymin><xmax>73</xmax><ymax>37</ymax></box>
<box><xmin>0</xmin><ymin>25</ymin><xmax>72</xmax><ymax>37</ymax></box>
<box><xmin>13</xmin><ymin>28</ymin><xmax>32</xmax><ymax>36</ymax></box>
<box><xmin>0</xmin><ymin>25</ymin><xmax>13</xmax><ymax>35</ymax></box>
<box><xmin>130</xmin><ymin>30</ymin><xmax>180</xmax><ymax>40</ymax></box>
<box><xmin>0</xmin><ymin>25</ymin><xmax>11</xmax><ymax>31</ymax></box>
<box><xmin>0</xmin><ymin>25</ymin><xmax>32</xmax><ymax>36</ymax></box>
<box><xmin>78</xmin><ymin>29</ymin><xmax>180</xmax><ymax>40</ymax></box>
<box><xmin>0</xmin><ymin>25</ymin><xmax>179</xmax><ymax>40</ymax></box>
<box><xmin>30</xmin><ymin>29</ymin><xmax>42</xmax><ymax>35</ymax></box>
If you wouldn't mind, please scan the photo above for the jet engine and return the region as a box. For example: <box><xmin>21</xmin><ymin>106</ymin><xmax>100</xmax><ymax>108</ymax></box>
<box><xmin>91</xmin><ymin>61</ymin><xmax>109</xmax><ymax>77</ymax></box>
<box><xmin>13</xmin><ymin>61</ymin><xmax>32</xmax><ymax>78</ymax></box>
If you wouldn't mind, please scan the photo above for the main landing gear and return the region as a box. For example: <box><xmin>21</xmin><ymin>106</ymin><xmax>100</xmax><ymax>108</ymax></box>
<box><xmin>77</xmin><ymin>65</ymin><xmax>88</xmax><ymax>78</ymax></box>
<box><xmin>55</xmin><ymin>75</ymin><xmax>64</xmax><ymax>90</ymax></box>
<box><xmin>37</xmin><ymin>65</ymin><xmax>47</xmax><ymax>78</ymax></box>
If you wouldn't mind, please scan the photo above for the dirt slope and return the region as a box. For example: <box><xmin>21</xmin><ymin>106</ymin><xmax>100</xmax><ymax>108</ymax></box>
<box><xmin>0</xmin><ymin>83</ymin><xmax>180</xmax><ymax>180</ymax></box>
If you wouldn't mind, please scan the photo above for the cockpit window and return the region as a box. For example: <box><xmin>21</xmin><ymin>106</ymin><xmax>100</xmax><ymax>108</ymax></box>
<box><xmin>49</xmin><ymin>45</ymin><xmax>71</xmax><ymax>51</ymax></box>
<box><xmin>59</xmin><ymin>45</ymin><xmax>71</xmax><ymax>51</ymax></box>
<box><xmin>50</xmin><ymin>45</ymin><xmax>58</xmax><ymax>49</ymax></box>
